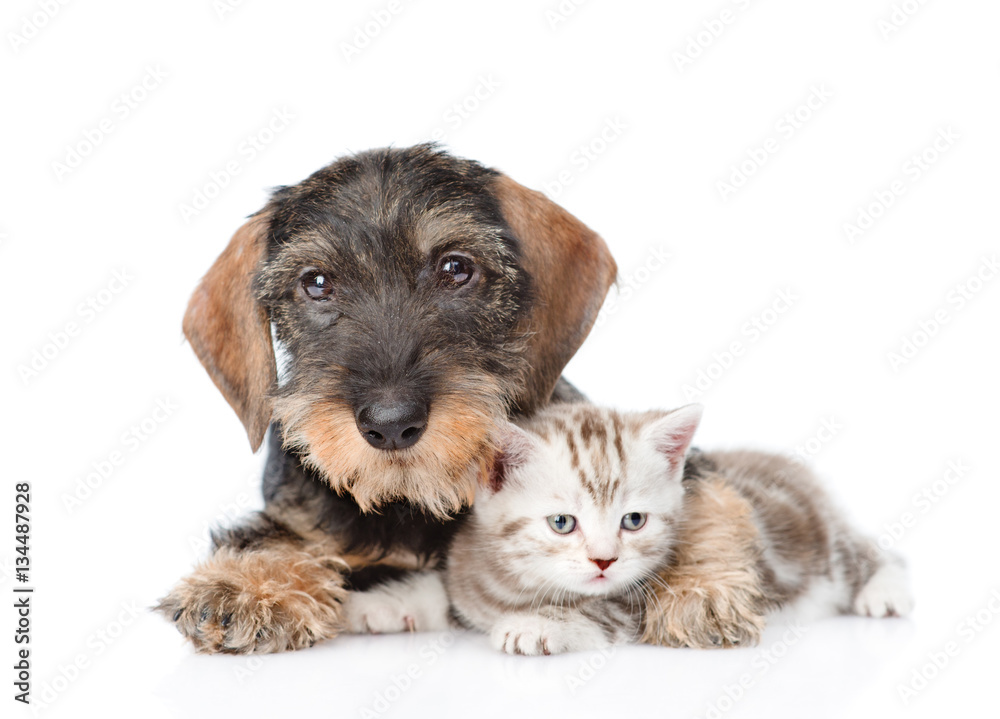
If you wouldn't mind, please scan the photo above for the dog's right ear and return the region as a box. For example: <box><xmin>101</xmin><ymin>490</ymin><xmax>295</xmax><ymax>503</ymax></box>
<box><xmin>183</xmin><ymin>213</ymin><xmax>276</xmax><ymax>451</ymax></box>
<box><xmin>491</xmin><ymin>175</ymin><xmax>617</xmax><ymax>414</ymax></box>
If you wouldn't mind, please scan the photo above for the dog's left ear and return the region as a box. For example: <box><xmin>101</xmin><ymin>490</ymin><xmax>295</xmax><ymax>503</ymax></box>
<box><xmin>183</xmin><ymin>213</ymin><xmax>276</xmax><ymax>451</ymax></box>
<box><xmin>491</xmin><ymin>175</ymin><xmax>617</xmax><ymax>413</ymax></box>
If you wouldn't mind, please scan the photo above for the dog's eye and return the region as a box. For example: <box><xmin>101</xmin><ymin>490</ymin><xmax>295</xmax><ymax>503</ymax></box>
<box><xmin>437</xmin><ymin>254</ymin><xmax>476</xmax><ymax>287</ymax></box>
<box><xmin>300</xmin><ymin>270</ymin><xmax>334</xmax><ymax>301</ymax></box>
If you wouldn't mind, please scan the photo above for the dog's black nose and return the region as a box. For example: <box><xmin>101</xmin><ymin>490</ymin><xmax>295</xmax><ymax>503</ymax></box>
<box><xmin>355</xmin><ymin>400</ymin><xmax>428</xmax><ymax>450</ymax></box>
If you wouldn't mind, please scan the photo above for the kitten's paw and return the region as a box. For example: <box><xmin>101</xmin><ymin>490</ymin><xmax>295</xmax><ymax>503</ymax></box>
<box><xmin>343</xmin><ymin>572</ymin><xmax>450</xmax><ymax>634</ymax></box>
<box><xmin>491</xmin><ymin>614</ymin><xmax>609</xmax><ymax>656</ymax></box>
<box><xmin>344</xmin><ymin>592</ymin><xmax>417</xmax><ymax>634</ymax></box>
<box><xmin>854</xmin><ymin>564</ymin><xmax>914</xmax><ymax>618</ymax></box>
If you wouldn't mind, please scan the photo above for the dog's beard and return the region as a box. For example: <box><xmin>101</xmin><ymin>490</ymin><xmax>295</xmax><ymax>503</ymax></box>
<box><xmin>273</xmin><ymin>373</ymin><xmax>510</xmax><ymax>519</ymax></box>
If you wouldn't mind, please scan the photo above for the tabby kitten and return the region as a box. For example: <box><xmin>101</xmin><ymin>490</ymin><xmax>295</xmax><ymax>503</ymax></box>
<box><xmin>343</xmin><ymin>403</ymin><xmax>702</xmax><ymax>654</ymax></box>
<box><xmin>344</xmin><ymin>403</ymin><xmax>913</xmax><ymax>654</ymax></box>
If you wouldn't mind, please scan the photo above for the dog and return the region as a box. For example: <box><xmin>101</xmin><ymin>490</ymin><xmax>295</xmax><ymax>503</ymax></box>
<box><xmin>158</xmin><ymin>144</ymin><xmax>764</xmax><ymax>653</ymax></box>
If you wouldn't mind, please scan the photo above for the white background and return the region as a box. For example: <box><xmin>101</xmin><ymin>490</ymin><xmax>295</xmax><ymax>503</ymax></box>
<box><xmin>3</xmin><ymin>1</ymin><xmax>999</xmax><ymax>717</ymax></box>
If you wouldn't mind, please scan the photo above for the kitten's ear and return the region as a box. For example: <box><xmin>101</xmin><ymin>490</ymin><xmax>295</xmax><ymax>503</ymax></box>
<box><xmin>485</xmin><ymin>422</ymin><xmax>538</xmax><ymax>494</ymax></box>
<box><xmin>646</xmin><ymin>404</ymin><xmax>703</xmax><ymax>473</ymax></box>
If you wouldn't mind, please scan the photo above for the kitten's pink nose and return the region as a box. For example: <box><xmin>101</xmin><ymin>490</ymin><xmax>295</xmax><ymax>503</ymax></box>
<box><xmin>591</xmin><ymin>558</ymin><xmax>616</xmax><ymax>572</ymax></box>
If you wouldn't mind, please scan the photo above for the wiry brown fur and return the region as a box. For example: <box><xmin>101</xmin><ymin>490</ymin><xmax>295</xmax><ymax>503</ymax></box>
<box><xmin>160</xmin><ymin>146</ymin><xmax>621</xmax><ymax>654</ymax></box>
<box><xmin>643</xmin><ymin>475</ymin><xmax>768</xmax><ymax>648</ymax></box>
<box><xmin>272</xmin><ymin>374</ymin><xmax>510</xmax><ymax>518</ymax></box>
<box><xmin>183</xmin><ymin>214</ymin><xmax>276</xmax><ymax>451</ymax></box>
<box><xmin>155</xmin><ymin>544</ymin><xmax>348</xmax><ymax>654</ymax></box>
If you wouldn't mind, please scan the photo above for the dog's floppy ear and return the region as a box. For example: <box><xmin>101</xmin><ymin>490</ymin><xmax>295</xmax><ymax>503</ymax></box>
<box><xmin>183</xmin><ymin>213</ymin><xmax>276</xmax><ymax>451</ymax></box>
<box><xmin>491</xmin><ymin>175</ymin><xmax>617</xmax><ymax>413</ymax></box>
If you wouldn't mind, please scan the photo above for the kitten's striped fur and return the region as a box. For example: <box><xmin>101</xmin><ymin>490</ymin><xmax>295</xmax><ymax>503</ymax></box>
<box><xmin>442</xmin><ymin>404</ymin><xmax>703</xmax><ymax>653</ymax></box>
<box><xmin>345</xmin><ymin>403</ymin><xmax>701</xmax><ymax>653</ymax></box>
<box><xmin>344</xmin><ymin>403</ymin><xmax>913</xmax><ymax>654</ymax></box>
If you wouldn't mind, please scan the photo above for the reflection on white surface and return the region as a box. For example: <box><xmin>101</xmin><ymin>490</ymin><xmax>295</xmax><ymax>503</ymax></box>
<box><xmin>136</xmin><ymin>617</ymin><xmax>915</xmax><ymax>718</ymax></box>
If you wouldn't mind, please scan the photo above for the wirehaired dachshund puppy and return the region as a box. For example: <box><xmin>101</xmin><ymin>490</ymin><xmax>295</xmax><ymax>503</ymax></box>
<box><xmin>158</xmin><ymin>145</ymin><xmax>767</xmax><ymax>653</ymax></box>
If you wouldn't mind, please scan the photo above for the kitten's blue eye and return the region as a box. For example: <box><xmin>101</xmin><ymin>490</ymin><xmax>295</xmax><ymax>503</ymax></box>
<box><xmin>621</xmin><ymin>512</ymin><xmax>647</xmax><ymax>531</ymax></box>
<box><xmin>547</xmin><ymin>514</ymin><xmax>577</xmax><ymax>534</ymax></box>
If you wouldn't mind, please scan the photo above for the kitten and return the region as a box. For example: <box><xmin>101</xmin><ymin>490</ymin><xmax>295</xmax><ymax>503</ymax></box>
<box><xmin>343</xmin><ymin>404</ymin><xmax>700</xmax><ymax>653</ymax></box>
<box><xmin>442</xmin><ymin>403</ymin><xmax>704</xmax><ymax>655</ymax></box>
<box><xmin>344</xmin><ymin>403</ymin><xmax>913</xmax><ymax>654</ymax></box>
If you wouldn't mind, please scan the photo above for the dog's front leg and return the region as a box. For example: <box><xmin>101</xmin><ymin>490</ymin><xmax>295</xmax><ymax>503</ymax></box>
<box><xmin>156</xmin><ymin>513</ymin><xmax>348</xmax><ymax>654</ymax></box>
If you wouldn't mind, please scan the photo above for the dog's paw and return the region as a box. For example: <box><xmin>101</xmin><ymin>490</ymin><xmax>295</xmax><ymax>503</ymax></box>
<box><xmin>853</xmin><ymin>564</ymin><xmax>914</xmax><ymax>618</ymax></box>
<box><xmin>490</xmin><ymin>613</ymin><xmax>608</xmax><ymax>656</ymax></box>
<box><xmin>644</xmin><ymin>584</ymin><xmax>766</xmax><ymax>649</ymax></box>
<box><xmin>156</xmin><ymin>547</ymin><xmax>347</xmax><ymax>654</ymax></box>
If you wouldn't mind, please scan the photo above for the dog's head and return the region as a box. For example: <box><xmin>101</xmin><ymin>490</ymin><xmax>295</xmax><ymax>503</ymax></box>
<box><xmin>184</xmin><ymin>145</ymin><xmax>616</xmax><ymax>517</ymax></box>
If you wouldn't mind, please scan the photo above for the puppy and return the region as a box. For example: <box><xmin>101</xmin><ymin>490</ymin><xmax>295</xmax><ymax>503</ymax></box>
<box><xmin>158</xmin><ymin>144</ymin><xmax>764</xmax><ymax>653</ymax></box>
<box><xmin>157</xmin><ymin>145</ymin><xmax>620</xmax><ymax>652</ymax></box>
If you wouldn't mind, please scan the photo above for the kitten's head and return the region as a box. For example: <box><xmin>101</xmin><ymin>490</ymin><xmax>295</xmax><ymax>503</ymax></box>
<box><xmin>474</xmin><ymin>404</ymin><xmax>702</xmax><ymax>598</ymax></box>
